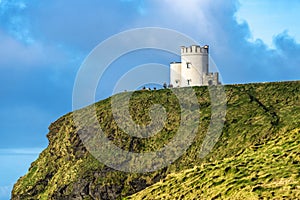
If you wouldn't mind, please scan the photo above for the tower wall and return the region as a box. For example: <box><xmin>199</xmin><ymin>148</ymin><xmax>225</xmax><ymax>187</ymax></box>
<box><xmin>203</xmin><ymin>72</ymin><xmax>220</xmax><ymax>86</ymax></box>
<box><xmin>180</xmin><ymin>45</ymin><xmax>209</xmax><ymax>87</ymax></box>
<box><xmin>170</xmin><ymin>62</ymin><xmax>182</xmax><ymax>87</ymax></box>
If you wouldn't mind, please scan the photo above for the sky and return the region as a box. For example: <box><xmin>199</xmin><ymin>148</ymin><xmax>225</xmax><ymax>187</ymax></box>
<box><xmin>0</xmin><ymin>0</ymin><xmax>300</xmax><ymax>199</ymax></box>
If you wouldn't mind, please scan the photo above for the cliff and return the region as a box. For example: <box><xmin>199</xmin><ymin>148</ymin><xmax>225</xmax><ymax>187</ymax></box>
<box><xmin>12</xmin><ymin>81</ymin><xmax>300</xmax><ymax>199</ymax></box>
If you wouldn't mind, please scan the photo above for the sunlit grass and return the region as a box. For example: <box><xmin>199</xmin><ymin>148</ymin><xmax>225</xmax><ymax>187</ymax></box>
<box><xmin>12</xmin><ymin>81</ymin><xmax>300</xmax><ymax>199</ymax></box>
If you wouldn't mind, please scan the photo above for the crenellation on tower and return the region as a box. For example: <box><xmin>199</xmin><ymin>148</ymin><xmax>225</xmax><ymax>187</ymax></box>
<box><xmin>170</xmin><ymin>45</ymin><xmax>219</xmax><ymax>87</ymax></box>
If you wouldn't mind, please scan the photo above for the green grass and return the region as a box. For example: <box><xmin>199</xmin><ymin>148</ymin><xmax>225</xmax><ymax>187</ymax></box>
<box><xmin>12</xmin><ymin>81</ymin><xmax>300</xmax><ymax>199</ymax></box>
<box><xmin>128</xmin><ymin>128</ymin><xmax>300</xmax><ymax>199</ymax></box>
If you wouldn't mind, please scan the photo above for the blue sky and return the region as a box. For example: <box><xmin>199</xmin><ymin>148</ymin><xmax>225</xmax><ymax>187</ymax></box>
<box><xmin>237</xmin><ymin>0</ymin><xmax>300</xmax><ymax>48</ymax></box>
<box><xmin>0</xmin><ymin>0</ymin><xmax>300</xmax><ymax>199</ymax></box>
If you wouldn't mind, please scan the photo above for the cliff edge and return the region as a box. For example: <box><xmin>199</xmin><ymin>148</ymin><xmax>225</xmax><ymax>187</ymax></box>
<box><xmin>12</xmin><ymin>81</ymin><xmax>300</xmax><ymax>199</ymax></box>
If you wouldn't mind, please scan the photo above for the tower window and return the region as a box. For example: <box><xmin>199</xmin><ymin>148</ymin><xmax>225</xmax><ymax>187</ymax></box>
<box><xmin>187</xmin><ymin>63</ymin><xmax>191</xmax><ymax>69</ymax></box>
<box><xmin>187</xmin><ymin>79</ymin><xmax>192</xmax><ymax>85</ymax></box>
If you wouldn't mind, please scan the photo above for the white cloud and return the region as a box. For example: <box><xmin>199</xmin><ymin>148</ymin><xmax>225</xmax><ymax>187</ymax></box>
<box><xmin>0</xmin><ymin>29</ymin><xmax>44</xmax><ymax>66</ymax></box>
<box><xmin>0</xmin><ymin>29</ymin><xmax>71</xmax><ymax>68</ymax></box>
<box><xmin>143</xmin><ymin>0</ymin><xmax>300</xmax><ymax>83</ymax></box>
<box><xmin>237</xmin><ymin>0</ymin><xmax>300</xmax><ymax>48</ymax></box>
<box><xmin>161</xmin><ymin>0</ymin><xmax>208</xmax><ymax>22</ymax></box>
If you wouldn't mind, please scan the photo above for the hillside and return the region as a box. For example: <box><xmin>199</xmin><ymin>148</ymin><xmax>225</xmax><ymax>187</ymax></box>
<box><xmin>12</xmin><ymin>81</ymin><xmax>300</xmax><ymax>200</ymax></box>
<box><xmin>128</xmin><ymin>128</ymin><xmax>300</xmax><ymax>199</ymax></box>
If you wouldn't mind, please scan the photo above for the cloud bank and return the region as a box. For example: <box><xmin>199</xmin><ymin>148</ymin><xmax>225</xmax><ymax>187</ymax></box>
<box><xmin>1</xmin><ymin>0</ymin><xmax>299</xmax><ymax>83</ymax></box>
<box><xmin>140</xmin><ymin>0</ymin><xmax>300</xmax><ymax>83</ymax></box>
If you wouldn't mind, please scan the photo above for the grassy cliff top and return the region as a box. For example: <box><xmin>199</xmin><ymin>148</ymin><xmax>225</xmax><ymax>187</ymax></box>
<box><xmin>12</xmin><ymin>81</ymin><xmax>300</xmax><ymax>200</ymax></box>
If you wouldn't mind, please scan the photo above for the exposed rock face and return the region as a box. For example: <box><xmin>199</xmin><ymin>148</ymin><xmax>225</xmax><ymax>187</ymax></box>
<box><xmin>11</xmin><ymin>81</ymin><xmax>300</xmax><ymax>200</ymax></box>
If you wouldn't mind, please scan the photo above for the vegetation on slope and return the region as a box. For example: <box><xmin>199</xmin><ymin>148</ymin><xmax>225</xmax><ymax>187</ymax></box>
<box><xmin>128</xmin><ymin>128</ymin><xmax>300</xmax><ymax>199</ymax></box>
<box><xmin>12</xmin><ymin>81</ymin><xmax>300</xmax><ymax>199</ymax></box>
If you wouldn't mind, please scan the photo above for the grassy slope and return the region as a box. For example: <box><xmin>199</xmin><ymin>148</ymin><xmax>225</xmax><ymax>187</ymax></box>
<box><xmin>12</xmin><ymin>81</ymin><xmax>300</xmax><ymax>199</ymax></box>
<box><xmin>128</xmin><ymin>128</ymin><xmax>300</xmax><ymax>199</ymax></box>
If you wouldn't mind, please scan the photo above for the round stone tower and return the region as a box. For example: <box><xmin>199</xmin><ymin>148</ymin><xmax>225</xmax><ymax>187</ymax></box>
<box><xmin>180</xmin><ymin>45</ymin><xmax>209</xmax><ymax>87</ymax></box>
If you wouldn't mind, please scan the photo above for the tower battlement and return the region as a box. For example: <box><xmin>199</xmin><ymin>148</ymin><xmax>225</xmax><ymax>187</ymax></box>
<box><xmin>170</xmin><ymin>44</ymin><xmax>219</xmax><ymax>87</ymax></box>
<box><xmin>181</xmin><ymin>45</ymin><xmax>209</xmax><ymax>55</ymax></box>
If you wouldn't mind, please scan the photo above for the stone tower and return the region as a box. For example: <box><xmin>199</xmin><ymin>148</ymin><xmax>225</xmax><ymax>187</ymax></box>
<box><xmin>170</xmin><ymin>45</ymin><xmax>219</xmax><ymax>87</ymax></box>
